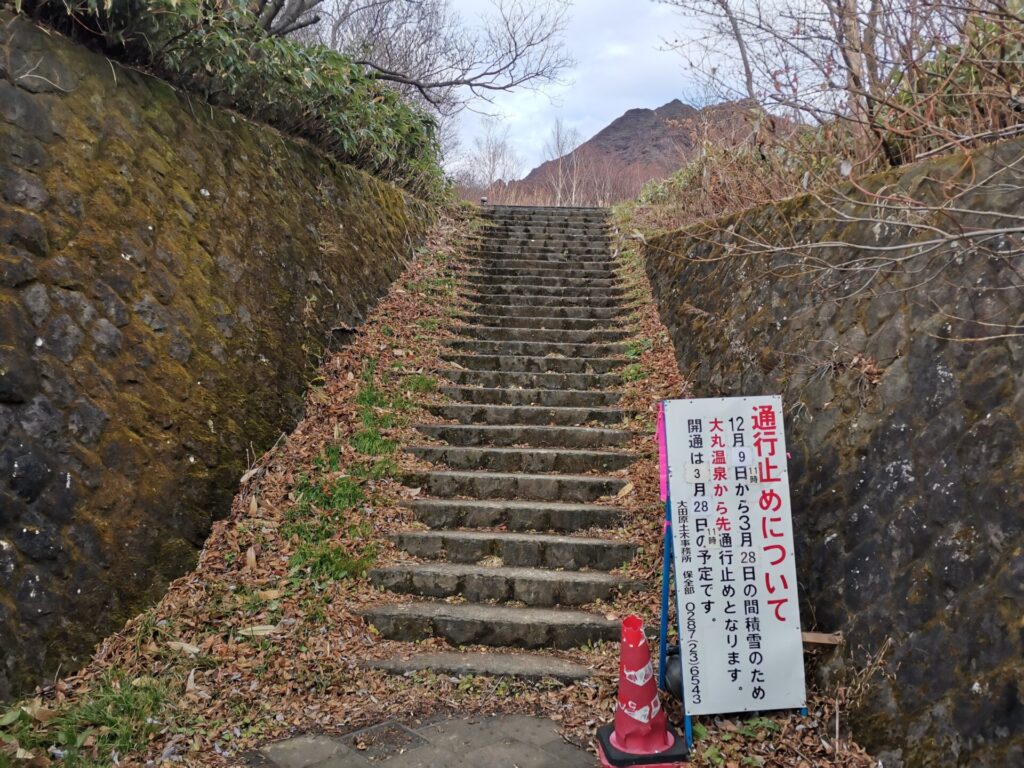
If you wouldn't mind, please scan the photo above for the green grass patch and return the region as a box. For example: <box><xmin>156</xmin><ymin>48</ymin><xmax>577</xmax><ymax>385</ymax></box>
<box><xmin>737</xmin><ymin>717</ymin><xmax>780</xmax><ymax>739</ymax></box>
<box><xmin>289</xmin><ymin>541</ymin><xmax>376</xmax><ymax>581</ymax></box>
<box><xmin>350</xmin><ymin>428</ymin><xmax>397</xmax><ymax>456</ymax></box>
<box><xmin>0</xmin><ymin>672</ymin><xmax>170</xmax><ymax>767</ymax></box>
<box><xmin>625</xmin><ymin>337</ymin><xmax>653</xmax><ymax>359</ymax></box>
<box><xmin>404</xmin><ymin>374</ymin><xmax>437</xmax><ymax>393</ymax></box>
<box><xmin>313</xmin><ymin>444</ymin><xmax>343</xmax><ymax>473</ymax></box>
<box><xmin>622</xmin><ymin>363</ymin><xmax>647</xmax><ymax>382</ymax></box>
<box><xmin>358</xmin><ymin>405</ymin><xmax>396</xmax><ymax>430</ymax></box>
<box><xmin>293</xmin><ymin>475</ymin><xmax>364</xmax><ymax>512</ymax></box>
<box><xmin>410</xmin><ymin>276</ymin><xmax>457</xmax><ymax>297</ymax></box>
<box><xmin>280</xmin><ymin>515</ymin><xmax>334</xmax><ymax>546</ymax></box>
<box><xmin>355</xmin><ymin>383</ymin><xmax>390</xmax><ymax>409</ymax></box>
<box><xmin>350</xmin><ymin>458</ymin><xmax>399</xmax><ymax>480</ymax></box>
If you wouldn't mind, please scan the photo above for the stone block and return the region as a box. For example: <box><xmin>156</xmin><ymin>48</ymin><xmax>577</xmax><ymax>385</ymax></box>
<box><xmin>2</xmin><ymin>170</ymin><xmax>49</xmax><ymax>211</ymax></box>
<box><xmin>0</xmin><ymin>248</ymin><xmax>38</xmax><ymax>288</ymax></box>
<box><xmin>44</xmin><ymin>314</ymin><xmax>83</xmax><ymax>363</ymax></box>
<box><xmin>261</xmin><ymin>734</ymin><xmax>351</xmax><ymax>768</ymax></box>
<box><xmin>0</xmin><ymin>81</ymin><xmax>53</xmax><ymax>140</ymax></box>
<box><xmin>0</xmin><ymin>345</ymin><xmax>38</xmax><ymax>403</ymax></box>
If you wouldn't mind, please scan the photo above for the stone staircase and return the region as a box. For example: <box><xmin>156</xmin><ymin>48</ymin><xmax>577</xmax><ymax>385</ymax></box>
<box><xmin>363</xmin><ymin>205</ymin><xmax>638</xmax><ymax>682</ymax></box>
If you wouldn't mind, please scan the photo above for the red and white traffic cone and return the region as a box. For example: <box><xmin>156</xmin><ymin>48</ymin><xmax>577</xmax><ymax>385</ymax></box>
<box><xmin>596</xmin><ymin>615</ymin><xmax>689</xmax><ymax>767</ymax></box>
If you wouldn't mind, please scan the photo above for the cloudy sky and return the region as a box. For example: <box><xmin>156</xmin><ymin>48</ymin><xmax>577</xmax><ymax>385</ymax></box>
<box><xmin>450</xmin><ymin>0</ymin><xmax>701</xmax><ymax>175</ymax></box>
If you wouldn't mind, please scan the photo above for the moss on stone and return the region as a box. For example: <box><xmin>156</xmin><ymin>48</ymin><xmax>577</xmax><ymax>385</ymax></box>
<box><xmin>0</xmin><ymin>13</ymin><xmax>432</xmax><ymax>702</ymax></box>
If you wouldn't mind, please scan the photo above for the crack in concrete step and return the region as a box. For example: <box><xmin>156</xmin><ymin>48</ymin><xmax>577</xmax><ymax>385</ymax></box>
<box><xmin>392</xmin><ymin>530</ymin><xmax>636</xmax><ymax>570</ymax></box>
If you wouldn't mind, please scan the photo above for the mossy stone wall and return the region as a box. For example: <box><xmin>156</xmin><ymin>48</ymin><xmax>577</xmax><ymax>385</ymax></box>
<box><xmin>0</xmin><ymin>14</ymin><xmax>430</xmax><ymax>699</ymax></box>
<box><xmin>643</xmin><ymin>141</ymin><xmax>1023</xmax><ymax>767</ymax></box>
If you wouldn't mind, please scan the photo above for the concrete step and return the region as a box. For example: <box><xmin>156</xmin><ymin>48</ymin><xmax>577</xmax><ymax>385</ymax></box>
<box><xmin>365</xmin><ymin>651</ymin><xmax>592</xmax><ymax>683</ymax></box>
<box><xmin>454</xmin><ymin>325</ymin><xmax>629</xmax><ymax>344</ymax></box>
<box><xmin>485</xmin><ymin>206</ymin><xmax>607</xmax><ymax>220</ymax></box>
<box><xmin>393</xmin><ymin>530</ymin><xmax>636</xmax><ymax>570</ymax></box>
<box><xmin>437</xmin><ymin>368</ymin><xmax>622</xmax><ymax>391</ymax></box>
<box><xmin>465</xmin><ymin>294</ymin><xmax>625</xmax><ymax>312</ymax></box>
<box><xmin>480</xmin><ymin>223</ymin><xmax>608</xmax><ymax>233</ymax></box>
<box><xmin>462</xmin><ymin>302</ymin><xmax>624</xmax><ymax>320</ymax></box>
<box><xmin>479</xmin><ymin>216</ymin><xmax>608</xmax><ymax>227</ymax></box>
<box><xmin>362</xmin><ymin>601</ymin><xmax>618</xmax><ymax>649</ymax></box>
<box><xmin>369</xmin><ymin>562</ymin><xmax>633</xmax><ymax>606</ymax></box>
<box><xmin>459</xmin><ymin>314</ymin><xmax>622</xmax><ymax>332</ymax></box>
<box><xmin>407</xmin><ymin>445</ymin><xmax>634</xmax><ymax>473</ymax></box>
<box><xmin>472</xmin><ymin>240</ymin><xmax>612</xmax><ymax>251</ymax></box>
<box><xmin>465</xmin><ymin>258</ymin><xmax>619</xmax><ymax>273</ymax></box>
<box><xmin>472</xmin><ymin>235</ymin><xmax>611</xmax><ymax>247</ymax></box>
<box><xmin>429</xmin><ymin>403</ymin><xmax>627</xmax><ymax>426</ymax></box>
<box><xmin>411</xmin><ymin>470</ymin><xmax>627</xmax><ymax>502</ymax></box>
<box><xmin>439</xmin><ymin>385</ymin><xmax>622</xmax><ymax>407</ymax></box>
<box><xmin>441</xmin><ymin>353</ymin><xmax>626</xmax><ymax>375</ymax></box>
<box><xmin>447</xmin><ymin>339</ymin><xmax>627</xmax><ymax>359</ymax></box>
<box><xmin>415</xmin><ymin>423</ymin><xmax>630</xmax><ymax>448</ymax></box>
<box><xmin>465</xmin><ymin>273</ymin><xmax>622</xmax><ymax>289</ymax></box>
<box><xmin>409</xmin><ymin>498</ymin><xmax>623</xmax><ymax>532</ymax></box>
<box><xmin>469</xmin><ymin>265</ymin><xmax>619</xmax><ymax>280</ymax></box>
<box><xmin>473</xmin><ymin>247</ymin><xmax>613</xmax><ymax>259</ymax></box>
<box><xmin>465</xmin><ymin>283</ymin><xmax>626</xmax><ymax>300</ymax></box>
<box><xmin>472</xmin><ymin>245</ymin><xmax>612</xmax><ymax>259</ymax></box>
<box><xmin>478</xmin><ymin>228</ymin><xmax>610</xmax><ymax>241</ymax></box>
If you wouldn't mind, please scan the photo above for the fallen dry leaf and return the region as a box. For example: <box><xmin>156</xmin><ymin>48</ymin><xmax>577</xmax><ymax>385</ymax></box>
<box><xmin>237</xmin><ymin>625</ymin><xmax>279</xmax><ymax>637</ymax></box>
<box><xmin>166</xmin><ymin>641</ymin><xmax>200</xmax><ymax>656</ymax></box>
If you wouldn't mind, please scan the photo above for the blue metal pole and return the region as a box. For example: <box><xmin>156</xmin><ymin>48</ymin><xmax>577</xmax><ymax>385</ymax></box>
<box><xmin>658</xmin><ymin>499</ymin><xmax>671</xmax><ymax>690</ymax></box>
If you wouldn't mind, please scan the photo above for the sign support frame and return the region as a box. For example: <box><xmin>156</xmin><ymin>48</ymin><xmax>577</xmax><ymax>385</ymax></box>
<box><xmin>656</xmin><ymin>398</ymin><xmax>808</xmax><ymax>751</ymax></box>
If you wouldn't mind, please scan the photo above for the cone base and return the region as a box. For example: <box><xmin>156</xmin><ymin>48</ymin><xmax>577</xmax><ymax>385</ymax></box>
<box><xmin>595</xmin><ymin>723</ymin><xmax>690</xmax><ymax>767</ymax></box>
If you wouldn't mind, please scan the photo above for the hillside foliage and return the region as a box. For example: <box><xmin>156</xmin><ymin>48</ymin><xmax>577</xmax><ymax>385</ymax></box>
<box><xmin>17</xmin><ymin>0</ymin><xmax>444</xmax><ymax>198</ymax></box>
<box><xmin>627</xmin><ymin>0</ymin><xmax>1024</xmax><ymax>231</ymax></box>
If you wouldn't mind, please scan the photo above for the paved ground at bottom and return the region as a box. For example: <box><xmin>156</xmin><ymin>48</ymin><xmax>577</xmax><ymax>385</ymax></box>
<box><xmin>253</xmin><ymin>715</ymin><xmax>596</xmax><ymax>768</ymax></box>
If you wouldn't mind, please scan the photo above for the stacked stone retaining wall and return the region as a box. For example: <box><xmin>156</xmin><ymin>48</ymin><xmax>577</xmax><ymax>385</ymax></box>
<box><xmin>0</xmin><ymin>14</ymin><xmax>430</xmax><ymax>699</ymax></box>
<box><xmin>643</xmin><ymin>140</ymin><xmax>1023</xmax><ymax>767</ymax></box>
